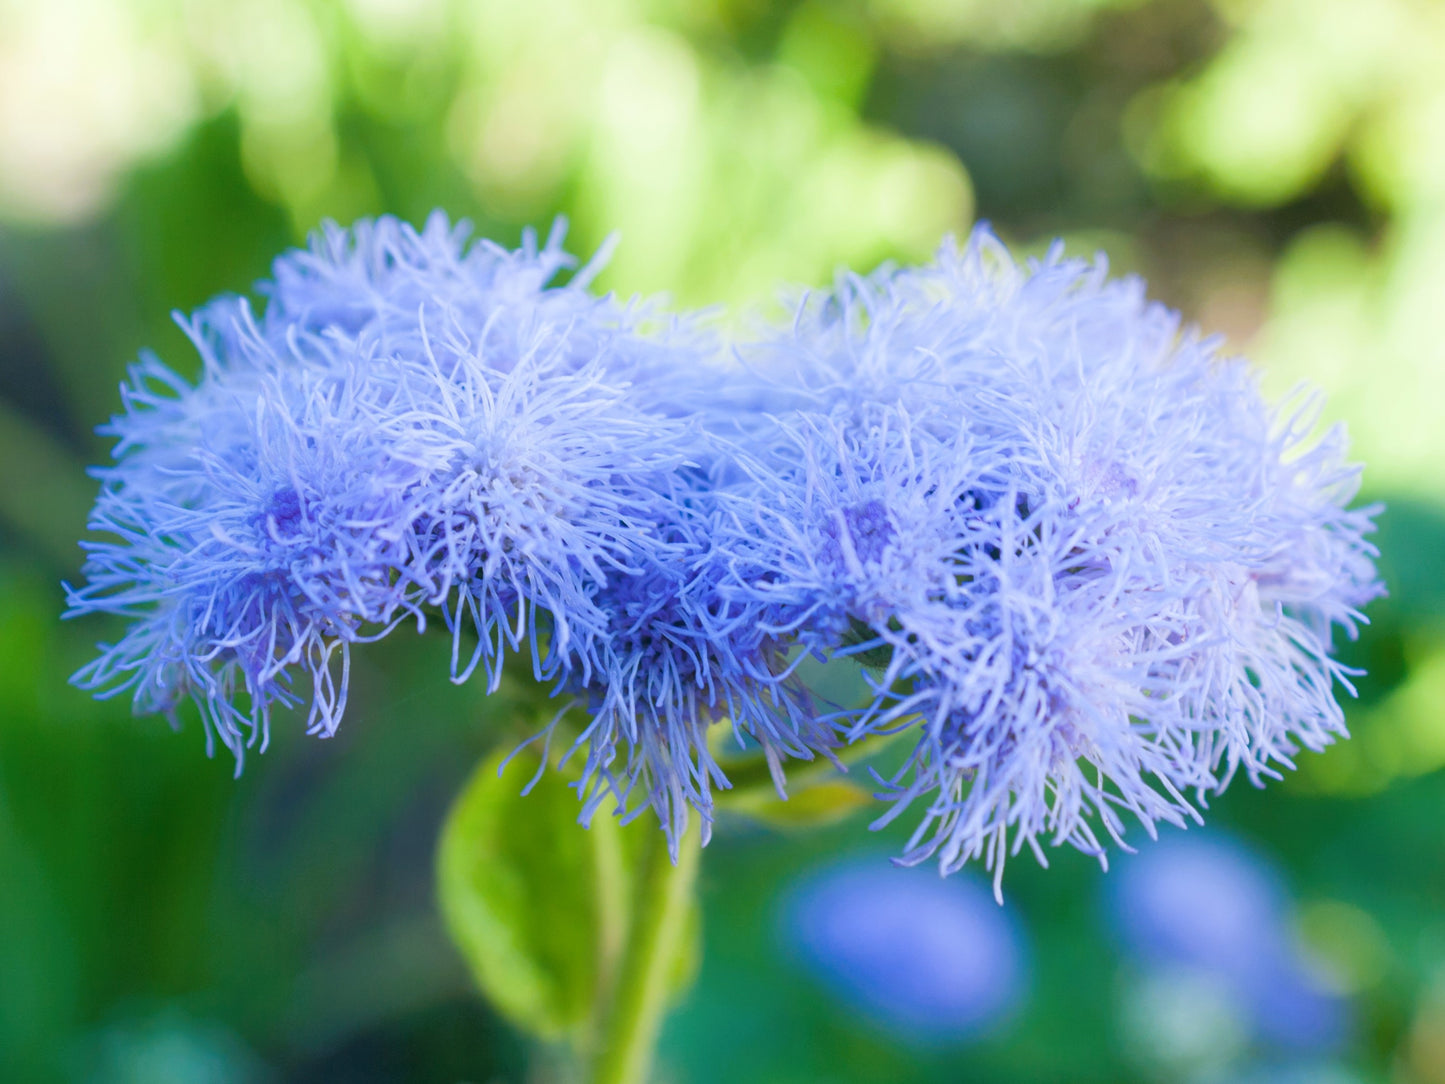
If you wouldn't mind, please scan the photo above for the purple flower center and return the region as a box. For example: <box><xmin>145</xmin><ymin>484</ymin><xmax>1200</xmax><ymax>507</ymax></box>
<box><xmin>264</xmin><ymin>487</ymin><xmax>305</xmax><ymax>539</ymax></box>
<box><xmin>820</xmin><ymin>499</ymin><xmax>895</xmax><ymax>572</ymax></box>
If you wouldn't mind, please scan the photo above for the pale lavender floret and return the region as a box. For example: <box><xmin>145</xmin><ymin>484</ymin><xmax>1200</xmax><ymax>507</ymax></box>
<box><xmin>258</xmin><ymin>212</ymin><xmax>695</xmax><ymax>405</ymax></box>
<box><xmin>728</xmin><ymin>226</ymin><xmax>1382</xmax><ymax>891</ymax></box>
<box><xmin>66</xmin><ymin>215</ymin><xmax>702</xmax><ymax>766</ymax></box>
<box><xmin>65</xmin><ymin>213</ymin><xmax>825</xmax><ymax>849</ymax></box>
<box><xmin>68</xmin><ymin>321</ymin><xmax>438</xmax><ymax>754</ymax></box>
<box><xmin>262</xmin><ymin>213</ymin><xmax>607</xmax><ymax>356</ymax></box>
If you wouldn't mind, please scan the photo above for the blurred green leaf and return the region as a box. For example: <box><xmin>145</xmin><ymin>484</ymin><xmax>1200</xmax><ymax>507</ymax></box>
<box><xmin>0</xmin><ymin>399</ymin><xmax>91</xmax><ymax>566</ymax></box>
<box><xmin>437</xmin><ymin>745</ymin><xmax>617</xmax><ymax>1041</ymax></box>
<box><xmin>726</xmin><ymin>778</ymin><xmax>875</xmax><ymax>828</ymax></box>
<box><xmin>437</xmin><ymin>742</ymin><xmax>700</xmax><ymax>1045</ymax></box>
<box><xmin>715</xmin><ymin>724</ymin><xmax>910</xmax><ymax>818</ymax></box>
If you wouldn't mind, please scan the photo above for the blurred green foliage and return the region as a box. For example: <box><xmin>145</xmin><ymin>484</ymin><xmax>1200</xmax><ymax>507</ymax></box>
<box><xmin>1</xmin><ymin>0</ymin><xmax>1443</xmax><ymax>1081</ymax></box>
<box><xmin>439</xmin><ymin>744</ymin><xmax>695</xmax><ymax>1045</ymax></box>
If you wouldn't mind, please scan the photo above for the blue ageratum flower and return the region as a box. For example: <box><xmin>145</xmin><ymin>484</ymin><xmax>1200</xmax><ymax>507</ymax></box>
<box><xmin>66</xmin><ymin>215</ymin><xmax>703</xmax><ymax>766</ymax></box>
<box><xmin>66</xmin><ymin>213</ymin><xmax>1383</xmax><ymax>870</ymax></box>
<box><xmin>560</xmin><ymin>455</ymin><xmax>839</xmax><ymax>850</ymax></box>
<box><xmin>727</xmin><ymin>227</ymin><xmax>1383</xmax><ymax>891</ymax></box>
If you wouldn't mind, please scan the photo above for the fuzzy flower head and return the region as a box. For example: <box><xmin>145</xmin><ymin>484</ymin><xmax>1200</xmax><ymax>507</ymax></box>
<box><xmin>66</xmin><ymin>214</ymin><xmax>1382</xmax><ymax>873</ymax></box>
<box><xmin>557</xmin><ymin>457</ymin><xmax>840</xmax><ymax>851</ymax></box>
<box><xmin>729</xmin><ymin>226</ymin><xmax>1382</xmax><ymax>891</ymax></box>
<box><xmin>67</xmin><ymin>215</ymin><xmax>702</xmax><ymax>764</ymax></box>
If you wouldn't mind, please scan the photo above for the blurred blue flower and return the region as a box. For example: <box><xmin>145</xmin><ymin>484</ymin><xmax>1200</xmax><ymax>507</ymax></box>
<box><xmin>725</xmin><ymin>227</ymin><xmax>1383</xmax><ymax>890</ymax></box>
<box><xmin>1113</xmin><ymin>833</ymin><xmax>1286</xmax><ymax>973</ymax></box>
<box><xmin>1195</xmin><ymin>1062</ymin><xmax>1365</xmax><ymax>1084</ymax></box>
<box><xmin>1111</xmin><ymin>833</ymin><xmax>1351</xmax><ymax>1055</ymax></box>
<box><xmin>782</xmin><ymin>857</ymin><xmax>1027</xmax><ymax>1044</ymax></box>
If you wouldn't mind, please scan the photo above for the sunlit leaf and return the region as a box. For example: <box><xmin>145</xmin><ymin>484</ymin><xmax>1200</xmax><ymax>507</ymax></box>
<box><xmin>437</xmin><ymin>743</ymin><xmax>702</xmax><ymax>1043</ymax></box>
<box><xmin>725</xmin><ymin>777</ymin><xmax>875</xmax><ymax>828</ymax></box>
<box><xmin>437</xmin><ymin>745</ymin><xmax>621</xmax><ymax>1041</ymax></box>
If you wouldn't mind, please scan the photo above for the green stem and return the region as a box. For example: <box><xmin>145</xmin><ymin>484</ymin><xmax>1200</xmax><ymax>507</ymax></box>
<box><xmin>589</xmin><ymin>819</ymin><xmax>701</xmax><ymax>1084</ymax></box>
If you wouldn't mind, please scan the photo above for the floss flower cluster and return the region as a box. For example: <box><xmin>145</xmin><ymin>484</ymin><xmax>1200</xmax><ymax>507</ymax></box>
<box><xmin>68</xmin><ymin>214</ymin><xmax>1381</xmax><ymax>879</ymax></box>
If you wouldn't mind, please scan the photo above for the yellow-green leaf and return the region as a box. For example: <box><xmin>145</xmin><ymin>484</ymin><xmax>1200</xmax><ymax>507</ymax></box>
<box><xmin>725</xmin><ymin>777</ymin><xmax>875</xmax><ymax>828</ymax></box>
<box><xmin>437</xmin><ymin>746</ymin><xmax>619</xmax><ymax>1041</ymax></box>
<box><xmin>436</xmin><ymin>744</ymin><xmax>702</xmax><ymax>1044</ymax></box>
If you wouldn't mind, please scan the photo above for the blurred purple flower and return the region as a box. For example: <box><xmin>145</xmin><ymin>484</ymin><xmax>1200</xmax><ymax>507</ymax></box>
<box><xmin>1111</xmin><ymin>833</ymin><xmax>1351</xmax><ymax>1053</ymax></box>
<box><xmin>782</xmin><ymin>857</ymin><xmax>1027</xmax><ymax>1043</ymax></box>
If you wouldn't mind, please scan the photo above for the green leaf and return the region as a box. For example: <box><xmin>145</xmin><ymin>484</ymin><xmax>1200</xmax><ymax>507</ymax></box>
<box><xmin>436</xmin><ymin>743</ymin><xmax>702</xmax><ymax>1045</ymax></box>
<box><xmin>713</xmin><ymin>725</ymin><xmax>911</xmax><ymax>815</ymax></box>
<box><xmin>437</xmin><ymin>745</ymin><xmax>623</xmax><ymax>1041</ymax></box>
<box><xmin>724</xmin><ymin>777</ymin><xmax>875</xmax><ymax>828</ymax></box>
<box><xmin>668</xmin><ymin>878</ymin><xmax>703</xmax><ymax>995</ymax></box>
